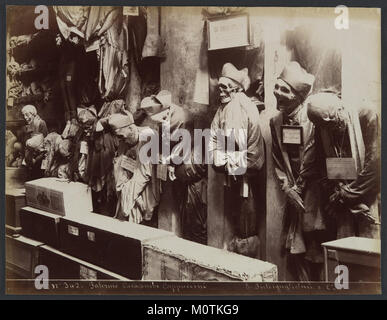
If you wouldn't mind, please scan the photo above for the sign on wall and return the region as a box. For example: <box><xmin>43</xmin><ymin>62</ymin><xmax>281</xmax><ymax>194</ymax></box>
<box><xmin>207</xmin><ymin>14</ymin><xmax>250</xmax><ymax>51</ymax></box>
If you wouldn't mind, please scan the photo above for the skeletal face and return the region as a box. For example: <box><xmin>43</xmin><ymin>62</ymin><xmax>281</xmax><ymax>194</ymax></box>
<box><xmin>318</xmin><ymin>107</ymin><xmax>349</xmax><ymax>134</ymax></box>
<box><xmin>115</xmin><ymin>124</ymin><xmax>139</xmax><ymax>146</ymax></box>
<box><xmin>22</xmin><ymin>111</ymin><xmax>35</xmax><ymax>124</ymax></box>
<box><xmin>218</xmin><ymin>77</ymin><xmax>241</xmax><ymax>104</ymax></box>
<box><xmin>274</xmin><ymin>79</ymin><xmax>300</xmax><ymax>114</ymax></box>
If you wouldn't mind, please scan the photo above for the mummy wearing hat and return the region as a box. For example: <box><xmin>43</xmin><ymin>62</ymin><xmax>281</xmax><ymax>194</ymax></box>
<box><xmin>94</xmin><ymin>110</ymin><xmax>152</xmax><ymax>223</ymax></box>
<box><xmin>209</xmin><ymin>63</ymin><xmax>265</xmax><ymax>258</ymax></box>
<box><xmin>139</xmin><ymin>90</ymin><xmax>207</xmax><ymax>244</ymax></box>
<box><xmin>24</xmin><ymin>133</ymin><xmax>47</xmax><ymax>179</ymax></box>
<box><xmin>306</xmin><ymin>92</ymin><xmax>380</xmax><ymax>241</ymax></box>
<box><xmin>270</xmin><ymin>61</ymin><xmax>326</xmax><ymax>281</ymax></box>
<box><xmin>96</xmin><ymin>110</ymin><xmax>140</xmax><ymax>146</ymax></box>
<box><xmin>42</xmin><ymin>132</ymin><xmax>73</xmax><ymax>179</ymax></box>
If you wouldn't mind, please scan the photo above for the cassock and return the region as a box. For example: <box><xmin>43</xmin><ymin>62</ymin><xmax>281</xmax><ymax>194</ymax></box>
<box><xmin>307</xmin><ymin>98</ymin><xmax>380</xmax><ymax>240</ymax></box>
<box><xmin>210</xmin><ymin>92</ymin><xmax>265</xmax><ymax>256</ymax></box>
<box><xmin>270</xmin><ymin>103</ymin><xmax>329</xmax><ymax>280</ymax></box>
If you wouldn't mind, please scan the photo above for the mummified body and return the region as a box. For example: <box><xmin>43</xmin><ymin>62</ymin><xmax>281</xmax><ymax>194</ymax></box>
<box><xmin>210</xmin><ymin>63</ymin><xmax>265</xmax><ymax>258</ymax></box>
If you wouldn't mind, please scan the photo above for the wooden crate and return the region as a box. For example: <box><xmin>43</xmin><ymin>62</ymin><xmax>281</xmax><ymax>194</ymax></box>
<box><xmin>25</xmin><ymin>177</ymin><xmax>92</xmax><ymax>217</ymax></box>
<box><xmin>6</xmin><ymin>235</ymin><xmax>44</xmax><ymax>279</ymax></box>
<box><xmin>322</xmin><ymin>237</ymin><xmax>381</xmax><ymax>283</ymax></box>
<box><xmin>39</xmin><ymin>245</ymin><xmax>131</xmax><ymax>281</ymax></box>
<box><xmin>143</xmin><ymin>237</ymin><xmax>278</xmax><ymax>281</ymax></box>
<box><xmin>5</xmin><ymin>167</ymin><xmax>27</xmax><ymax>190</ymax></box>
<box><xmin>5</xmin><ymin>188</ymin><xmax>25</xmax><ymax>233</ymax></box>
<box><xmin>20</xmin><ymin>206</ymin><xmax>61</xmax><ymax>248</ymax></box>
<box><xmin>59</xmin><ymin>213</ymin><xmax>175</xmax><ymax>280</ymax></box>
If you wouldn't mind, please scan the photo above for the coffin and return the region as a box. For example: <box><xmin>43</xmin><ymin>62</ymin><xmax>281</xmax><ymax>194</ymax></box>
<box><xmin>59</xmin><ymin>213</ymin><xmax>175</xmax><ymax>280</ymax></box>
<box><xmin>25</xmin><ymin>177</ymin><xmax>92</xmax><ymax>217</ymax></box>
<box><xmin>143</xmin><ymin>236</ymin><xmax>278</xmax><ymax>281</ymax></box>
<box><xmin>20</xmin><ymin>206</ymin><xmax>61</xmax><ymax>248</ymax></box>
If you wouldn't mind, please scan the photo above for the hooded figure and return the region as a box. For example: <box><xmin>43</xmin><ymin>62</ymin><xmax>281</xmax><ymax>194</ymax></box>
<box><xmin>42</xmin><ymin>133</ymin><xmax>73</xmax><ymax>180</ymax></box>
<box><xmin>95</xmin><ymin>111</ymin><xmax>157</xmax><ymax>224</ymax></box>
<box><xmin>209</xmin><ymin>63</ymin><xmax>265</xmax><ymax>258</ymax></box>
<box><xmin>138</xmin><ymin>90</ymin><xmax>207</xmax><ymax>243</ymax></box>
<box><xmin>24</xmin><ymin>133</ymin><xmax>46</xmax><ymax>180</ymax></box>
<box><xmin>306</xmin><ymin>92</ymin><xmax>380</xmax><ymax>240</ymax></box>
<box><xmin>270</xmin><ymin>62</ymin><xmax>328</xmax><ymax>281</ymax></box>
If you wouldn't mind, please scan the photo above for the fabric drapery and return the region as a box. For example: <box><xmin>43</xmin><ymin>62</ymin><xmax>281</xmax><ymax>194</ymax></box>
<box><xmin>86</xmin><ymin>100</ymin><xmax>126</xmax><ymax>216</ymax></box>
<box><xmin>209</xmin><ymin>92</ymin><xmax>265</xmax><ymax>173</ymax></box>
<box><xmin>98</xmin><ymin>13</ymin><xmax>130</xmax><ymax>101</ymax></box>
<box><xmin>209</xmin><ymin>92</ymin><xmax>265</xmax><ymax>256</ymax></box>
<box><xmin>270</xmin><ymin>104</ymin><xmax>327</xmax><ymax>270</ymax></box>
<box><xmin>314</xmin><ymin>106</ymin><xmax>380</xmax><ymax>239</ymax></box>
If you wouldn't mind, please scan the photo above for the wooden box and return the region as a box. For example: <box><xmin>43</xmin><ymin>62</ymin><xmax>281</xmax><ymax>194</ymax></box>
<box><xmin>59</xmin><ymin>213</ymin><xmax>175</xmax><ymax>280</ymax></box>
<box><xmin>322</xmin><ymin>237</ymin><xmax>381</xmax><ymax>282</ymax></box>
<box><xmin>25</xmin><ymin>177</ymin><xmax>93</xmax><ymax>217</ymax></box>
<box><xmin>143</xmin><ymin>237</ymin><xmax>278</xmax><ymax>281</ymax></box>
<box><xmin>6</xmin><ymin>235</ymin><xmax>44</xmax><ymax>279</ymax></box>
<box><xmin>39</xmin><ymin>245</ymin><xmax>131</xmax><ymax>280</ymax></box>
<box><xmin>5</xmin><ymin>188</ymin><xmax>25</xmax><ymax>233</ymax></box>
<box><xmin>19</xmin><ymin>206</ymin><xmax>61</xmax><ymax>248</ymax></box>
<box><xmin>5</xmin><ymin>167</ymin><xmax>27</xmax><ymax>190</ymax></box>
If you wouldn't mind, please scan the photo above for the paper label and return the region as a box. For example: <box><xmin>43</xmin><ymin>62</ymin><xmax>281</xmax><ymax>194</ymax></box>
<box><xmin>281</xmin><ymin>125</ymin><xmax>303</xmax><ymax>145</ymax></box>
<box><xmin>157</xmin><ymin>164</ymin><xmax>168</xmax><ymax>181</ymax></box>
<box><xmin>80</xmin><ymin>141</ymin><xmax>88</xmax><ymax>155</ymax></box>
<box><xmin>326</xmin><ymin>157</ymin><xmax>357</xmax><ymax>180</ymax></box>
<box><xmin>123</xmin><ymin>6</ymin><xmax>139</xmax><ymax>16</ymax></box>
<box><xmin>41</xmin><ymin>158</ymin><xmax>48</xmax><ymax>170</ymax></box>
<box><xmin>80</xmin><ymin>265</ymin><xmax>97</xmax><ymax>280</ymax></box>
<box><xmin>87</xmin><ymin>231</ymin><xmax>96</xmax><ymax>242</ymax></box>
<box><xmin>208</xmin><ymin>15</ymin><xmax>250</xmax><ymax>50</ymax></box>
<box><xmin>26</xmin><ymin>183</ymin><xmax>65</xmax><ymax>215</ymax></box>
<box><xmin>121</xmin><ymin>155</ymin><xmax>137</xmax><ymax>173</ymax></box>
<box><xmin>66</xmin><ymin>75</ymin><xmax>72</xmax><ymax>82</ymax></box>
<box><xmin>68</xmin><ymin>225</ymin><xmax>79</xmax><ymax>237</ymax></box>
<box><xmin>8</xmin><ymin>97</ymin><xmax>14</xmax><ymax>107</ymax></box>
<box><xmin>241</xmin><ymin>177</ymin><xmax>249</xmax><ymax>198</ymax></box>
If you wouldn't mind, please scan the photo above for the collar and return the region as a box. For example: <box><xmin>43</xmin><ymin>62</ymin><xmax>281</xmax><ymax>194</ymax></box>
<box><xmin>284</xmin><ymin>103</ymin><xmax>304</xmax><ymax>125</ymax></box>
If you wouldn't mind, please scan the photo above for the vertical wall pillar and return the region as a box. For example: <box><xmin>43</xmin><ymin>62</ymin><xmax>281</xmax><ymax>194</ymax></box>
<box><xmin>159</xmin><ymin>7</ymin><xmax>206</xmax><ymax>237</ymax></box>
<box><xmin>260</xmin><ymin>16</ymin><xmax>288</xmax><ymax>278</ymax></box>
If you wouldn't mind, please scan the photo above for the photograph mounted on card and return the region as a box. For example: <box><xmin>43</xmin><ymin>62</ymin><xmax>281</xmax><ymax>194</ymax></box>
<box><xmin>281</xmin><ymin>125</ymin><xmax>303</xmax><ymax>145</ymax></box>
<box><xmin>207</xmin><ymin>14</ymin><xmax>250</xmax><ymax>51</ymax></box>
<box><xmin>40</xmin><ymin>158</ymin><xmax>48</xmax><ymax>170</ymax></box>
<box><xmin>123</xmin><ymin>6</ymin><xmax>139</xmax><ymax>16</ymax></box>
<box><xmin>326</xmin><ymin>157</ymin><xmax>357</xmax><ymax>180</ymax></box>
<box><xmin>8</xmin><ymin>97</ymin><xmax>14</xmax><ymax>107</ymax></box>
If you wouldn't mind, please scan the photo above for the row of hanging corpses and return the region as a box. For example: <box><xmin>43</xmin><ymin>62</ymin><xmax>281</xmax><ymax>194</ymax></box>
<box><xmin>15</xmin><ymin>59</ymin><xmax>380</xmax><ymax>282</ymax></box>
<box><xmin>11</xmin><ymin>6</ymin><xmax>380</xmax><ymax>281</ymax></box>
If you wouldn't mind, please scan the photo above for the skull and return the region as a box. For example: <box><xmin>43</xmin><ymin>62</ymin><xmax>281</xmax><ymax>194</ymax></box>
<box><xmin>307</xmin><ymin>92</ymin><xmax>348</xmax><ymax>134</ymax></box>
<box><xmin>22</xmin><ymin>105</ymin><xmax>37</xmax><ymax>124</ymax></box>
<box><xmin>22</xmin><ymin>111</ymin><xmax>35</xmax><ymax>124</ymax></box>
<box><xmin>273</xmin><ymin>79</ymin><xmax>300</xmax><ymax>114</ymax></box>
<box><xmin>218</xmin><ymin>77</ymin><xmax>241</xmax><ymax>104</ymax></box>
<box><xmin>115</xmin><ymin>124</ymin><xmax>139</xmax><ymax>147</ymax></box>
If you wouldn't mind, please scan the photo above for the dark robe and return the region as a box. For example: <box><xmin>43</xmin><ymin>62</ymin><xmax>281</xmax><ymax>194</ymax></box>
<box><xmin>270</xmin><ymin>103</ymin><xmax>329</xmax><ymax>280</ymax></box>
<box><xmin>311</xmin><ymin>106</ymin><xmax>380</xmax><ymax>239</ymax></box>
<box><xmin>210</xmin><ymin>92</ymin><xmax>265</xmax><ymax>257</ymax></box>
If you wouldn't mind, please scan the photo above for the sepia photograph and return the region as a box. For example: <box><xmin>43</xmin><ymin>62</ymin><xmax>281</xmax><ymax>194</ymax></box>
<box><xmin>3</xmin><ymin>4</ymin><xmax>382</xmax><ymax>296</ymax></box>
